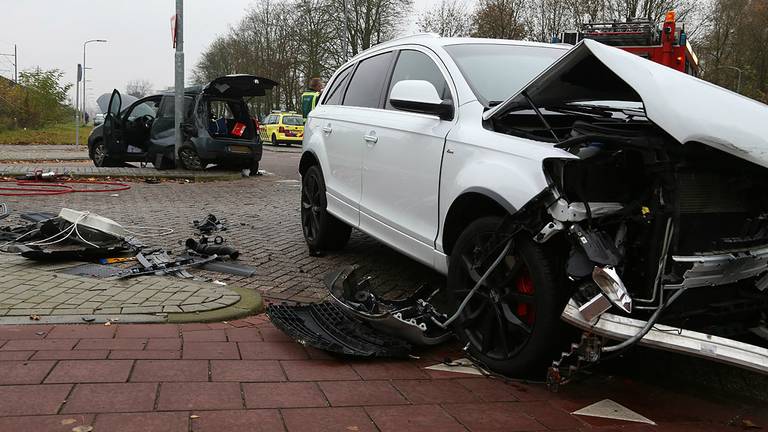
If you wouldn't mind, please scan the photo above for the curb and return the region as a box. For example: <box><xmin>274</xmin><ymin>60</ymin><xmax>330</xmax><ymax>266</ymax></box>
<box><xmin>167</xmin><ymin>286</ymin><xmax>264</xmax><ymax>323</ymax></box>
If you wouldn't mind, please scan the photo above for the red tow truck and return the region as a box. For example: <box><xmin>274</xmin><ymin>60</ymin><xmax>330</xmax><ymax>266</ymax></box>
<box><xmin>561</xmin><ymin>11</ymin><xmax>699</xmax><ymax>76</ymax></box>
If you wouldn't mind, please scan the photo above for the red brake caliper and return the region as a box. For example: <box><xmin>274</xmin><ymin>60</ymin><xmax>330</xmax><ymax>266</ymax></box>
<box><xmin>515</xmin><ymin>271</ymin><xmax>535</xmax><ymax>325</ymax></box>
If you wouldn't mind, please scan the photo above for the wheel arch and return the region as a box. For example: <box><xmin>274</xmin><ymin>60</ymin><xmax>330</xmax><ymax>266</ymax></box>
<box><xmin>442</xmin><ymin>189</ymin><xmax>515</xmax><ymax>256</ymax></box>
<box><xmin>299</xmin><ymin>151</ymin><xmax>320</xmax><ymax>176</ymax></box>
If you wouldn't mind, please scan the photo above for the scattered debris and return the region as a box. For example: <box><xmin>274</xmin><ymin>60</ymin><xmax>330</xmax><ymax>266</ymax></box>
<box><xmin>193</xmin><ymin>214</ymin><xmax>227</xmax><ymax>234</ymax></box>
<box><xmin>267</xmin><ymin>265</ymin><xmax>452</xmax><ymax>357</ymax></box>
<box><xmin>729</xmin><ymin>416</ymin><xmax>762</xmax><ymax>430</ymax></box>
<box><xmin>117</xmin><ymin>253</ymin><xmax>218</xmax><ymax>279</ymax></box>
<box><xmin>268</xmin><ymin>302</ymin><xmax>412</xmax><ymax>358</ymax></box>
<box><xmin>28</xmin><ymin>314</ymin><xmax>40</xmax><ymax>321</ymax></box>
<box><xmin>186</xmin><ymin>238</ymin><xmax>239</xmax><ymax>259</ymax></box>
<box><xmin>572</xmin><ymin>399</ymin><xmax>656</xmax><ymax>425</ymax></box>
<box><xmin>81</xmin><ymin>316</ymin><xmax>96</xmax><ymax>323</ymax></box>
<box><xmin>1</xmin><ymin>208</ymin><xmax>139</xmax><ymax>260</ymax></box>
<box><xmin>199</xmin><ymin>260</ymin><xmax>257</xmax><ymax>277</ymax></box>
<box><xmin>424</xmin><ymin>358</ymin><xmax>486</xmax><ymax>376</ymax></box>
<box><xmin>60</xmin><ymin>263</ymin><xmax>125</xmax><ymax>278</ymax></box>
<box><xmin>212</xmin><ymin>280</ymin><xmax>227</xmax><ymax>286</ymax></box>
<box><xmin>0</xmin><ymin>202</ymin><xmax>7</xmax><ymax>221</ymax></box>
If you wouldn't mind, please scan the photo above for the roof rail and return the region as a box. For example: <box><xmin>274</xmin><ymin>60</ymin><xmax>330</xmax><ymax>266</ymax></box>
<box><xmin>386</xmin><ymin>32</ymin><xmax>440</xmax><ymax>43</ymax></box>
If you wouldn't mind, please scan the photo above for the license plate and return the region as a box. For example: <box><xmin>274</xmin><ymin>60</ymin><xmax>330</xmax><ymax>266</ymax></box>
<box><xmin>229</xmin><ymin>145</ymin><xmax>251</xmax><ymax>154</ymax></box>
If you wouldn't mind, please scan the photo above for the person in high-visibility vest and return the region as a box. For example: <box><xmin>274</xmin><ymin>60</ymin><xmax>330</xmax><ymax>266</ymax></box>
<box><xmin>301</xmin><ymin>77</ymin><xmax>323</xmax><ymax>118</ymax></box>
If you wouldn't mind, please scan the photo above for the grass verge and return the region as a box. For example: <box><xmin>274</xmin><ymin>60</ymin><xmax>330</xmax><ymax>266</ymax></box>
<box><xmin>0</xmin><ymin>123</ymin><xmax>93</xmax><ymax>145</ymax></box>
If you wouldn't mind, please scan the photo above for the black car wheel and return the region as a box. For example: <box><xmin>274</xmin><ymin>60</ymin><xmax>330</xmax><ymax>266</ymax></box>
<box><xmin>178</xmin><ymin>144</ymin><xmax>204</xmax><ymax>170</ymax></box>
<box><xmin>92</xmin><ymin>140</ymin><xmax>115</xmax><ymax>167</ymax></box>
<box><xmin>446</xmin><ymin>216</ymin><xmax>568</xmax><ymax>377</ymax></box>
<box><xmin>301</xmin><ymin>165</ymin><xmax>351</xmax><ymax>251</ymax></box>
<box><xmin>272</xmin><ymin>133</ymin><xmax>278</xmax><ymax>146</ymax></box>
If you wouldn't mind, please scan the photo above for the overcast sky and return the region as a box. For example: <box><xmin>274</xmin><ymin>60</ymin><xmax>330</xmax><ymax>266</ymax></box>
<box><xmin>1</xmin><ymin>0</ymin><xmax>443</xmax><ymax>114</ymax></box>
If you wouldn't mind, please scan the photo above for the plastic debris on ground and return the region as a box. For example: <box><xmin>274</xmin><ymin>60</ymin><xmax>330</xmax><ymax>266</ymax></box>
<box><xmin>267</xmin><ymin>265</ymin><xmax>452</xmax><ymax>358</ymax></box>
<box><xmin>572</xmin><ymin>399</ymin><xmax>656</xmax><ymax>425</ymax></box>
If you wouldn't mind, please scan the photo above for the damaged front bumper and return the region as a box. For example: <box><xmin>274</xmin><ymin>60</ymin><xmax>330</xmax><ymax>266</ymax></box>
<box><xmin>561</xmin><ymin>300</ymin><xmax>768</xmax><ymax>374</ymax></box>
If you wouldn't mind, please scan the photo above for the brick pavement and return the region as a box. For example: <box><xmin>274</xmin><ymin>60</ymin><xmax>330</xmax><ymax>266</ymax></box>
<box><xmin>0</xmin><ymin>317</ymin><xmax>763</xmax><ymax>431</ymax></box>
<box><xmin>0</xmin><ymin>176</ymin><xmax>443</xmax><ymax>304</ymax></box>
<box><xmin>0</xmin><ymin>254</ymin><xmax>241</xmax><ymax>320</ymax></box>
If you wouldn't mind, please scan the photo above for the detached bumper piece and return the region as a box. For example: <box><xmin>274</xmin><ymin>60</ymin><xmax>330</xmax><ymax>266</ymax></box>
<box><xmin>561</xmin><ymin>300</ymin><xmax>768</xmax><ymax>374</ymax></box>
<box><xmin>267</xmin><ymin>302</ymin><xmax>413</xmax><ymax>358</ymax></box>
<box><xmin>267</xmin><ymin>265</ymin><xmax>452</xmax><ymax>358</ymax></box>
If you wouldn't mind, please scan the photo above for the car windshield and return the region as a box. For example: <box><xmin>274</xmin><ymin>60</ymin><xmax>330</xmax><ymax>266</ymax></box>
<box><xmin>444</xmin><ymin>44</ymin><xmax>567</xmax><ymax>106</ymax></box>
<box><xmin>282</xmin><ymin>116</ymin><xmax>303</xmax><ymax>126</ymax></box>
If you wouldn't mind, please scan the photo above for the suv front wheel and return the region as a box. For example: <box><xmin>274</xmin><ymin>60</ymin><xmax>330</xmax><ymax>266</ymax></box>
<box><xmin>301</xmin><ymin>165</ymin><xmax>351</xmax><ymax>251</ymax></box>
<box><xmin>446</xmin><ymin>216</ymin><xmax>569</xmax><ymax>377</ymax></box>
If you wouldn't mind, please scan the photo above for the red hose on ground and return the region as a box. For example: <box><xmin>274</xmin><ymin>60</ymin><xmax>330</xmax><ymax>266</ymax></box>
<box><xmin>0</xmin><ymin>179</ymin><xmax>131</xmax><ymax>196</ymax></box>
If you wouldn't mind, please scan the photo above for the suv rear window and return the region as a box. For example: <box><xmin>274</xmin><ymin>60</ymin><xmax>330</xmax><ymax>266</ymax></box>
<box><xmin>282</xmin><ymin>116</ymin><xmax>303</xmax><ymax>125</ymax></box>
<box><xmin>343</xmin><ymin>52</ymin><xmax>394</xmax><ymax>109</ymax></box>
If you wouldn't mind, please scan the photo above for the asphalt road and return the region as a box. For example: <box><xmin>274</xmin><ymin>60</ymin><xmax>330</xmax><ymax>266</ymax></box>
<box><xmin>260</xmin><ymin>145</ymin><xmax>301</xmax><ymax>180</ymax></box>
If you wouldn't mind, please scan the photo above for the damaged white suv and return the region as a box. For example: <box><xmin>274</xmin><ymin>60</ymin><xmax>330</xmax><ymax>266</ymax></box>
<box><xmin>300</xmin><ymin>34</ymin><xmax>768</xmax><ymax>376</ymax></box>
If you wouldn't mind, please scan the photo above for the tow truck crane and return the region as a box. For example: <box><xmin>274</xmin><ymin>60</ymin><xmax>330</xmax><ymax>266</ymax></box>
<box><xmin>561</xmin><ymin>11</ymin><xmax>699</xmax><ymax>76</ymax></box>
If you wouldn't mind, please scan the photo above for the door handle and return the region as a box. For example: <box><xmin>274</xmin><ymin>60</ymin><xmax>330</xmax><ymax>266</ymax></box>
<box><xmin>322</xmin><ymin>124</ymin><xmax>333</xmax><ymax>134</ymax></box>
<box><xmin>363</xmin><ymin>134</ymin><xmax>378</xmax><ymax>144</ymax></box>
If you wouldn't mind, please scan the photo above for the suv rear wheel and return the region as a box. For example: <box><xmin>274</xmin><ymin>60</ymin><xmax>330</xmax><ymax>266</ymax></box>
<box><xmin>301</xmin><ymin>165</ymin><xmax>351</xmax><ymax>251</ymax></box>
<box><xmin>446</xmin><ymin>216</ymin><xmax>568</xmax><ymax>377</ymax></box>
<box><xmin>178</xmin><ymin>143</ymin><xmax>205</xmax><ymax>170</ymax></box>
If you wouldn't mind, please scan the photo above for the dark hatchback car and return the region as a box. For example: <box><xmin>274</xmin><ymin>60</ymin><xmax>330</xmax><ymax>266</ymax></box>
<box><xmin>87</xmin><ymin>75</ymin><xmax>278</xmax><ymax>170</ymax></box>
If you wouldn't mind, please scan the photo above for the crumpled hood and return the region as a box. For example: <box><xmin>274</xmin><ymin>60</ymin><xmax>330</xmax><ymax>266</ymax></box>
<box><xmin>485</xmin><ymin>39</ymin><xmax>768</xmax><ymax>169</ymax></box>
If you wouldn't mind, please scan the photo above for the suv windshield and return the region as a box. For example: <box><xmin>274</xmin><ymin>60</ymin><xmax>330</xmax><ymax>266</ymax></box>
<box><xmin>282</xmin><ymin>116</ymin><xmax>303</xmax><ymax>126</ymax></box>
<box><xmin>444</xmin><ymin>44</ymin><xmax>566</xmax><ymax>106</ymax></box>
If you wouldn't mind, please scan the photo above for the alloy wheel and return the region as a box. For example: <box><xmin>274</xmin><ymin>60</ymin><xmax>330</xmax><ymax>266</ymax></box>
<box><xmin>301</xmin><ymin>173</ymin><xmax>322</xmax><ymax>242</ymax></box>
<box><xmin>454</xmin><ymin>234</ymin><xmax>537</xmax><ymax>361</ymax></box>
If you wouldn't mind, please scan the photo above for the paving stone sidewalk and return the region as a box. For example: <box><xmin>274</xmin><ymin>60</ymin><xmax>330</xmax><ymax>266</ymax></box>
<box><xmin>0</xmin><ymin>145</ymin><xmax>89</xmax><ymax>161</ymax></box>
<box><xmin>0</xmin><ymin>254</ymin><xmax>256</xmax><ymax>324</ymax></box>
<box><xmin>0</xmin><ymin>317</ymin><xmax>763</xmax><ymax>432</ymax></box>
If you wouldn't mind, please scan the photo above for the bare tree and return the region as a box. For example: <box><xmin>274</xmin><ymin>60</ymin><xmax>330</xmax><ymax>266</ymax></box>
<box><xmin>330</xmin><ymin>0</ymin><xmax>414</xmax><ymax>57</ymax></box>
<box><xmin>125</xmin><ymin>79</ymin><xmax>153</xmax><ymax>98</ymax></box>
<box><xmin>471</xmin><ymin>0</ymin><xmax>528</xmax><ymax>39</ymax></box>
<box><xmin>417</xmin><ymin>0</ymin><xmax>472</xmax><ymax>37</ymax></box>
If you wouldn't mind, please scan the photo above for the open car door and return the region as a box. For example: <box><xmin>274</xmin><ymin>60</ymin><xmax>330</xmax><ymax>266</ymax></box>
<box><xmin>102</xmin><ymin>90</ymin><xmax>122</xmax><ymax>156</ymax></box>
<box><xmin>202</xmin><ymin>75</ymin><xmax>279</xmax><ymax>98</ymax></box>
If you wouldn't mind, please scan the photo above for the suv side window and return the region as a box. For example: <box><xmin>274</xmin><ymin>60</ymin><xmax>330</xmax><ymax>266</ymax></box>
<box><xmin>386</xmin><ymin>50</ymin><xmax>450</xmax><ymax>110</ymax></box>
<box><xmin>343</xmin><ymin>52</ymin><xmax>394</xmax><ymax>109</ymax></box>
<box><xmin>323</xmin><ymin>65</ymin><xmax>354</xmax><ymax>106</ymax></box>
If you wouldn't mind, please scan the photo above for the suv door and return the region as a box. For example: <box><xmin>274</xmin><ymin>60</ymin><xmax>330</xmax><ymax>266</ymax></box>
<box><xmin>311</xmin><ymin>52</ymin><xmax>395</xmax><ymax>227</ymax></box>
<box><xmin>103</xmin><ymin>89</ymin><xmax>123</xmax><ymax>156</ymax></box>
<box><xmin>358</xmin><ymin>48</ymin><xmax>456</xmax><ymax>266</ymax></box>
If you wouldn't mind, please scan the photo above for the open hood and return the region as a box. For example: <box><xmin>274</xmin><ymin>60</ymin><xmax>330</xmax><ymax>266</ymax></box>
<box><xmin>202</xmin><ymin>74</ymin><xmax>278</xmax><ymax>98</ymax></box>
<box><xmin>485</xmin><ymin>39</ymin><xmax>768</xmax><ymax>169</ymax></box>
<box><xmin>96</xmin><ymin>92</ymin><xmax>137</xmax><ymax>114</ymax></box>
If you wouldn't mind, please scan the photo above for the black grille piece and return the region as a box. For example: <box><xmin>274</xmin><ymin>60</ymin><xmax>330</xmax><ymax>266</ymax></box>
<box><xmin>267</xmin><ymin>302</ymin><xmax>412</xmax><ymax>358</ymax></box>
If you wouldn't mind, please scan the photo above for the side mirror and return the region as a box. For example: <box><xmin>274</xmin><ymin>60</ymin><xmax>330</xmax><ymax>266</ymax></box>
<box><xmin>389</xmin><ymin>80</ymin><xmax>453</xmax><ymax>120</ymax></box>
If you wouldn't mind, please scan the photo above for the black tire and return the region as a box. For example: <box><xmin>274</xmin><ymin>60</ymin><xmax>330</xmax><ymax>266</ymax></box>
<box><xmin>272</xmin><ymin>134</ymin><xmax>278</xmax><ymax>146</ymax></box>
<box><xmin>250</xmin><ymin>159</ymin><xmax>260</xmax><ymax>173</ymax></box>
<box><xmin>178</xmin><ymin>143</ymin><xmax>205</xmax><ymax>170</ymax></box>
<box><xmin>301</xmin><ymin>165</ymin><xmax>351</xmax><ymax>251</ymax></box>
<box><xmin>91</xmin><ymin>140</ymin><xmax>116</xmax><ymax>167</ymax></box>
<box><xmin>446</xmin><ymin>216</ymin><xmax>568</xmax><ymax>377</ymax></box>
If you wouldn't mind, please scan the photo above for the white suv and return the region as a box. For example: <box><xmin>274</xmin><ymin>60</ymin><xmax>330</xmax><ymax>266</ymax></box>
<box><xmin>300</xmin><ymin>34</ymin><xmax>768</xmax><ymax>375</ymax></box>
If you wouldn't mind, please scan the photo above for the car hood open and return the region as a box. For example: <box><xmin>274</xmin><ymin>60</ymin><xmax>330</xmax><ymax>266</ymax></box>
<box><xmin>202</xmin><ymin>75</ymin><xmax>279</xmax><ymax>97</ymax></box>
<box><xmin>96</xmin><ymin>92</ymin><xmax>138</xmax><ymax>115</ymax></box>
<box><xmin>484</xmin><ymin>39</ymin><xmax>768</xmax><ymax>169</ymax></box>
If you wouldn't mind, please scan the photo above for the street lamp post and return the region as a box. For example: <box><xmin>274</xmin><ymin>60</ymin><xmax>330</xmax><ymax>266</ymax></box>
<box><xmin>713</xmin><ymin>65</ymin><xmax>743</xmax><ymax>93</ymax></box>
<box><xmin>82</xmin><ymin>39</ymin><xmax>107</xmax><ymax>121</ymax></box>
